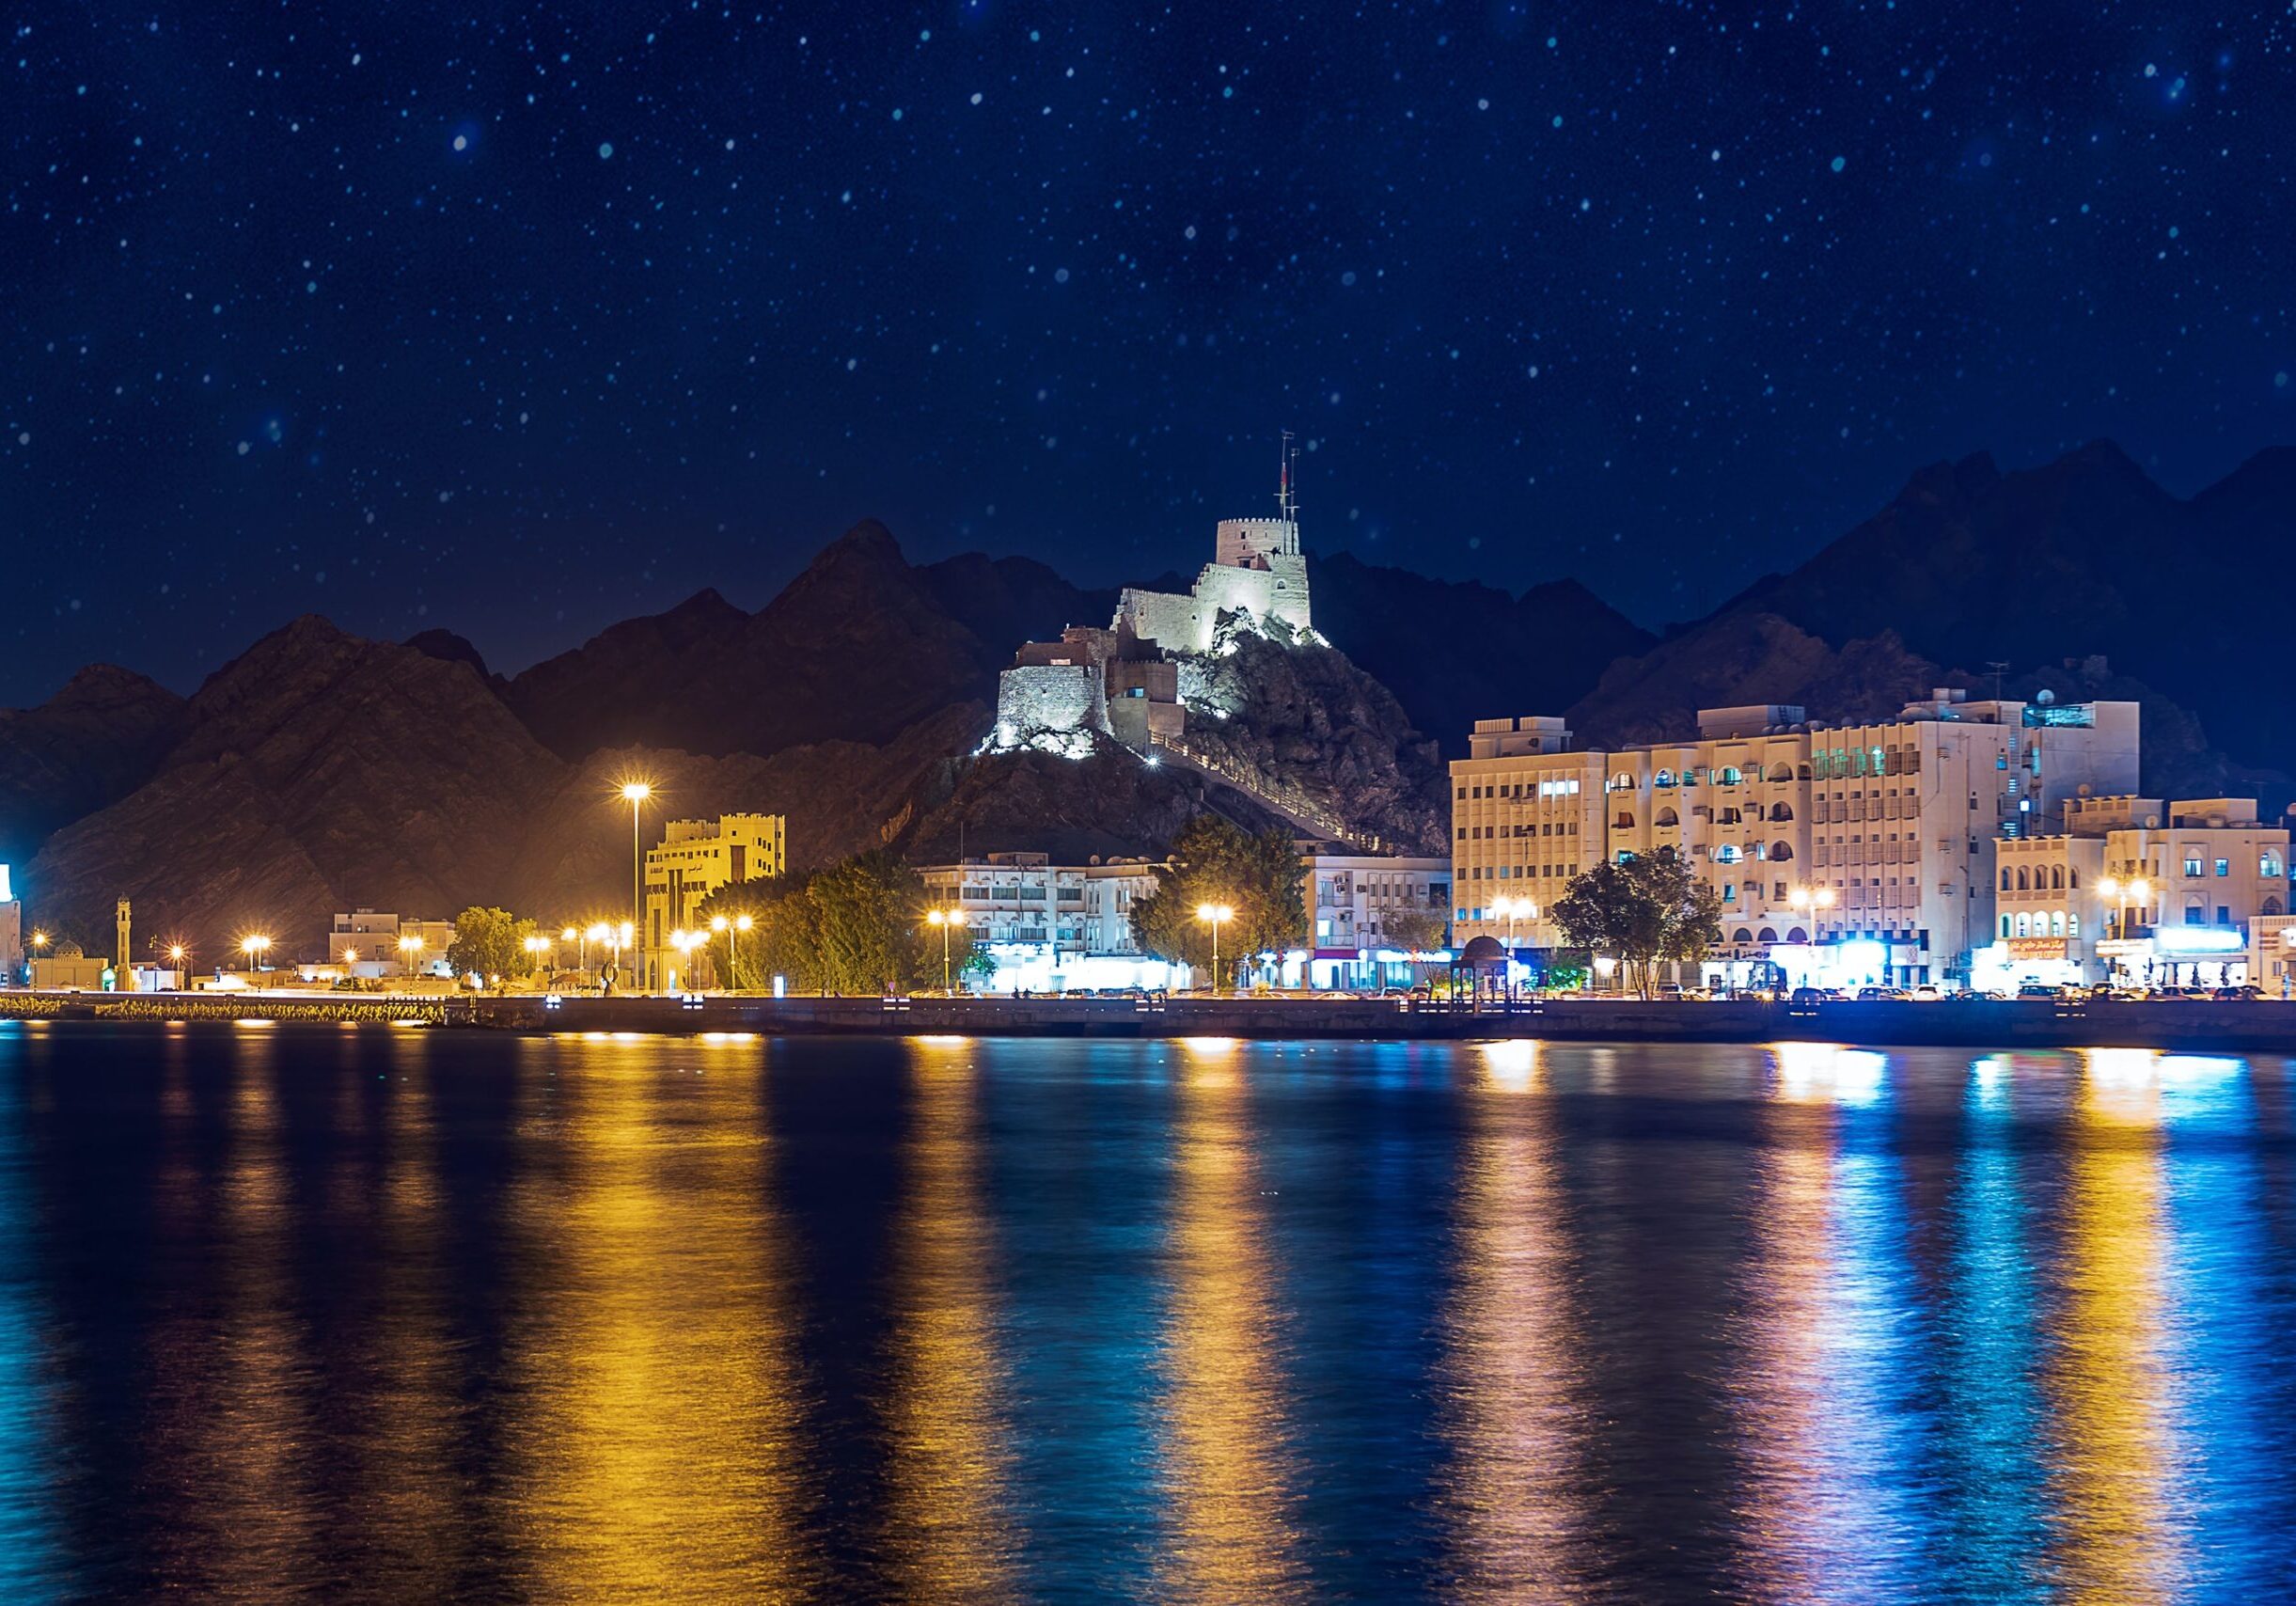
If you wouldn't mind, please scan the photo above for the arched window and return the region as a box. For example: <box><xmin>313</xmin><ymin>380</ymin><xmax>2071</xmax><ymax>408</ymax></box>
<box><xmin>2068</xmin><ymin>914</ymin><xmax>2081</xmax><ymax>937</ymax></box>
<box><xmin>1719</xmin><ymin>807</ymin><xmax>1742</xmax><ymax>826</ymax></box>
<box><xmin>1787</xmin><ymin>926</ymin><xmax>1809</xmax><ymax>942</ymax></box>
<box><xmin>1769</xmin><ymin>842</ymin><xmax>1795</xmax><ymax>862</ymax></box>
<box><xmin>2015</xmin><ymin>913</ymin><xmax>2031</xmax><ymax>937</ymax></box>
<box><xmin>1765</xmin><ymin>763</ymin><xmax>1791</xmax><ymax>781</ymax></box>
<box><xmin>1655</xmin><ymin>807</ymin><xmax>1680</xmax><ymax>827</ymax></box>
<box><xmin>2265</xmin><ymin>895</ymin><xmax>2287</xmax><ymax>917</ymax></box>
<box><xmin>1715</xmin><ymin>844</ymin><xmax>1741</xmax><ymax>864</ymax></box>
<box><xmin>2050</xmin><ymin>911</ymin><xmax>2066</xmax><ymax>937</ymax></box>
<box><xmin>1757</xmin><ymin>926</ymin><xmax>1779</xmax><ymax>943</ymax></box>
<box><xmin>2000</xmin><ymin>868</ymin><xmax>2013</xmax><ymax>891</ymax></box>
<box><xmin>1611</xmin><ymin>771</ymin><xmax>1636</xmax><ymax>791</ymax></box>
<box><xmin>1733</xmin><ymin>928</ymin><xmax>1753</xmax><ymax>944</ymax></box>
<box><xmin>2068</xmin><ymin>869</ymin><xmax>2080</xmax><ymax>889</ymax></box>
<box><xmin>2016</xmin><ymin>867</ymin><xmax>2030</xmax><ymax>890</ymax></box>
<box><xmin>2001</xmin><ymin>915</ymin><xmax>2012</xmax><ymax>938</ymax></box>
<box><xmin>1769</xmin><ymin>801</ymin><xmax>1794</xmax><ymax>821</ymax></box>
<box><xmin>1653</xmin><ymin>768</ymin><xmax>1676</xmax><ymax>787</ymax></box>
<box><xmin>1719</xmin><ymin>766</ymin><xmax>1743</xmax><ymax>785</ymax></box>
<box><xmin>1797</xmin><ymin>763</ymin><xmax>1813</xmax><ymax>779</ymax></box>
<box><xmin>2051</xmin><ymin>865</ymin><xmax>2065</xmax><ymax>890</ymax></box>
<box><xmin>1614</xmin><ymin>811</ymin><xmax>1636</xmax><ymax>829</ymax></box>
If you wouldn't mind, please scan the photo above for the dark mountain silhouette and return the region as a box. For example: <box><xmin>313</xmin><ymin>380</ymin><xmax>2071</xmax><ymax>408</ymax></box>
<box><xmin>1308</xmin><ymin>552</ymin><xmax>1655</xmax><ymax>750</ymax></box>
<box><xmin>1692</xmin><ymin>440</ymin><xmax>2290</xmax><ymax>767</ymax></box>
<box><xmin>503</xmin><ymin>522</ymin><xmax>1110</xmax><ymax>763</ymax></box>
<box><xmin>0</xmin><ymin>666</ymin><xmax>185</xmax><ymax>868</ymax></box>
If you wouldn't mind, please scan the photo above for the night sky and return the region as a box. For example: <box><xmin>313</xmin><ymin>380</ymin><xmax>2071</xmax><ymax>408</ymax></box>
<box><xmin>6</xmin><ymin>4</ymin><xmax>2293</xmax><ymax>706</ymax></box>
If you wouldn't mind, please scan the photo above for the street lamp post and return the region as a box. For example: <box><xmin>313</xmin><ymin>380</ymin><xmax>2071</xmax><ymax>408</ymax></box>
<box><xmin>1195</xmin><ymin>903</ymin><xmax>1234</xmax><ymax>995</ymax></box>
<box><xmin>620</xmin><ymin>782</ymin><xmax>653</xmax><ymax>988</ymax></box>
<box><xmin>241</xmin><ymin>934</ymin><xmax>273</xmax><ymax>975</ymax></box>
<box><xmin>1493</xmin><ymin>895</ymin><xmax>1537</xmax><ymax>1000</ymax></box>
<box><xmin>925</xmin><ymin>907</ymin><xmax>967</xmax><ymax>994</ymax></box>
<box><xmin>617</xmin><ymin>921</ymin><xmax>635</xmax><ymax>994</ymax></box>
<box><xmin>398</xmin><ymin>933</ymin><xmax>424</xmax><ymax>982</ymax></box>
<box><xmin>2097</xmin><ymin>874</ymin><xmax>2150</xmax><ymax>985</ymax></box>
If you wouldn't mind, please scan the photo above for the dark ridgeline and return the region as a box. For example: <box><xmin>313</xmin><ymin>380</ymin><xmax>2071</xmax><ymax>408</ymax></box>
<box><xmin>0</xmin><ymin>441</ymin><xmax>2289</xmax><ymax>950</ymax></box>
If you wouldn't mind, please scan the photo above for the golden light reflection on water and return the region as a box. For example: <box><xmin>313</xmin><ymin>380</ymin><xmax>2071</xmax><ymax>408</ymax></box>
<box><xmin>1155</xmin><ymin>1038</ymin><xmax>1308</xmax><ymax>1601</ymax></box>
<box><xmin>1439</xmin><ymin>1041</ymin><xmax>1591</xmax><ymax>1599</ymax></box>
<box><xmin>879</xmin><ymin>1037</ymin><xmax>1015</xmax><ymax>1600</ymax></box>
<box><xmin>2041</xmin><ymin>1049</ymin><xmax>2184</xmax><ymax>1602</ymax></box>
<box><xmin>504</xmin><ymin>1040</ymin><xmax>811</xmax><ymax>1603</ymax></box>
<box><xmin>144</xmin><ymin>1029</ymin><xmax>322</xmax><ymax>1596</ymax></box>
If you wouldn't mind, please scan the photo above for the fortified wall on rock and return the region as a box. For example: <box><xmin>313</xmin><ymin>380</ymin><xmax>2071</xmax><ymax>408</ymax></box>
<box><xmin>988</xmin><ymin>448</ymin><xmax>1320</xmax><ymax>758</ymax></box>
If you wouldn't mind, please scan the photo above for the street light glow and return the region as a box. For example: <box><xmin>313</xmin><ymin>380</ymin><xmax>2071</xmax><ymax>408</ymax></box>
<box><xmin>620</xmin><ymin>781</ymin><xmax>653</xmax><ymax>803</ymax></box>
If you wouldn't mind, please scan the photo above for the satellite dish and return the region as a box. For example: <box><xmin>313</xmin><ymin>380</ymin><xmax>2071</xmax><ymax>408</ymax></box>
<box><xmin>2036</xmin><ymin>688</ymin><xmax>2056</xmax><ymax>705</ymax></box>
<box><xmin>2077</xmin><ymin>783</ymin><xmax>2092</xmax><ymax>796</ymax></box>
<box><xmin>2146</xmin><ymin>814</ymin><xmax>2161</xmax><ymax>828</ymax></box>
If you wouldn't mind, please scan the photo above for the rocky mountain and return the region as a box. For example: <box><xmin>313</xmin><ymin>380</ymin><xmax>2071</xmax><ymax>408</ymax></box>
<box><xmin>1699</xmin><ymin>441</ymin><xmax>2293</xmax><ymax>770</ymax></box>
<box><xmin>24</xmin><ymin>618</ymin><xmax>564</xmax><ymax>952</ymax></box>
<box><xmin>1307</xmin><ymin>552</ymin><xmax>1655</xmax><ymax>752</ymax></box>
<box><xmin>0</xmin><ymin>666</ymin><xmax>184</xmax><ymax>867</ymax></box>
<box><xmin>503</xmin><ymin>521</ymin><xmax>1111</xmax><ymax>763</ymax></box>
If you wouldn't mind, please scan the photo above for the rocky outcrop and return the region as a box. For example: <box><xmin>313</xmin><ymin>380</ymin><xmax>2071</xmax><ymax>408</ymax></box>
<box><xmin>1164</xmin><ymin>634</ymin><xmax>1449</xmax><ymax>854</ymax></box>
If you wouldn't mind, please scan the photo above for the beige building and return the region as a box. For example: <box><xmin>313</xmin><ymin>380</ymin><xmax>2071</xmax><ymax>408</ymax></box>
<box><xmin>1298</xmin><ymin>853</ymin><xmax>1452</xmax><ymax>989</ymax></box>
<box><xmin>1453</xmin><ymin>692</ymin><xmax>2142</xmax><ymax>988</ymax></box>
<box><xmin>30</xmin><ymin>941</ymin><xmax>109</xmax><ymax>991</ymax></box>
<box><xmin>327</xmin><ymin>909</ymin><xmax>455</xmax><ymax>976</ymax></box>
<box><xmin>2077</xmin><ymin>796</ymin><xmax>2287</xmax><ymax>986</ymax></box>
<box><xmin>643</xmin><ymin>813</ymin><xmax>786</xmax><ymax>988</ymax></box>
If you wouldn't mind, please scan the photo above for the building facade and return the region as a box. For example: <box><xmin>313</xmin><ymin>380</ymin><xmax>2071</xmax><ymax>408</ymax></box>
<box><xmin>642</xmin><ymin>813</ymin><xmax>787</xmax><ymax>988</ymax></box>
<box><xmin>1451</xmin><ymin>692</ymin><xmax>2143</xmax><ymax>988</ymax></box>
<box><xmin>1297</xmin><ymin>853</ymin><xmax>1452</xmax><ymax>989</ymax></box>
<box><xmin>327</xmin><ymin>909</ymin><xmax>455</xmax><ymax>977</ymax></box>
<box><xmin>917</xmin><ymin>852</ymin><xmax>1173</xmax><ymax>993</ymax></box>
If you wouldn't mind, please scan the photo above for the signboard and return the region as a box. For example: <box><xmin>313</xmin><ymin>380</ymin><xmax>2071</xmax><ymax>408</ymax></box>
<box><xmin>2006</xmin><ymin>937</ymin><xmax>2068</xmax><ymax>959</ymax></box>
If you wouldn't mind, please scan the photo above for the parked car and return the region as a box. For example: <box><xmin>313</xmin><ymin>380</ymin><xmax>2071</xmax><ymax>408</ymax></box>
<box><xmin>2014</xmin><ymin>983</ymin><xmax>2062</xmax><ymax>1000</ymax></box>
<box><xmin>1855</xmin><ymin>985</ymin><xmax>1909</xmax><ymax>1001</ymax></box>
<box><xmin>1909</xmin><ymin>984</ymin><xmax>1944</xmax><ymax>1001</ymax></box>
<box><xmin>1789</xmin><ymin>986</ymin><xmax>1828</xmax><ymax>1006</ymax></box>
<box><xmin>2213</xmin><ymin>984</ymin><xmax>2264</xmax><ymax>1001</ymax></box>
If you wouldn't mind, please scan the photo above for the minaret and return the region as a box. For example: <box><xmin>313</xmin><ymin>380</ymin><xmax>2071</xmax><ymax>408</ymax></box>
<box><xmin>115</xmin><ymin>899</ymin><xmax>136</xmax><ymax>991</ymax></box>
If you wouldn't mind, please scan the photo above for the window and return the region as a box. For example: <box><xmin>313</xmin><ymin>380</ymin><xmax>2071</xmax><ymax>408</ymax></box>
<box><xmin>2264</xmin><ymin>852</ymin><xmax>2286</xmax><ymax>879</ymax></box>
<box><xmin>2215</xmin><ymin>858</ymin><xmax>2231</xmax><ymax>878</ymax></box>
<box><xmin>2185</xmin><ymin>855</ymin><xmax>2204</xmax><ymax>878</ymax></box>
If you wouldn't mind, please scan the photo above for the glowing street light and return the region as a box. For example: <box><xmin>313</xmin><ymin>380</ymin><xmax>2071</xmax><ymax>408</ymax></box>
<box><xmin>2098</xmin><ymin>874</ymin><xmax>2150</xmax><ymax>942</ymax></box>
<box><xmin>523</xmin><ymin>933</ymin><xmax>552</xmax><ymax>981</ymax></box>
<box><xmin>1195</xmin><ymin>903</ymin><xmax>1235</xmax><ymax>995</ymax></box>
<box><xmin>618</xmin><ymin>780</ymin><xmax>654</xmax><ymax>986</ymax></box>
<box><xmin>924</xmin><ymin>906</ymin><xmax>968</xmax><ymax>994</ymax></box>
<box><xmin>398</xmin><ymin>932</ymin><xmax>426</xmax><ymax>979</ymax></box>
<box><xmin>241</xmin><ymin>934</ymin><xmax>274</xmax><ymax>972</ymax></box>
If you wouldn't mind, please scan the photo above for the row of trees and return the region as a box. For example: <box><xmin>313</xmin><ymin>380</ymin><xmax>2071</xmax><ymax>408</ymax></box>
<box><xmin>689</xmin><ymin>850</ymin><xmax>984</xmax><ymax>995</ymax></box>
<box><xmin>1130</xmin><ymin>815</ymin><xmax>1309</xmax><ymax>982</ymax></box>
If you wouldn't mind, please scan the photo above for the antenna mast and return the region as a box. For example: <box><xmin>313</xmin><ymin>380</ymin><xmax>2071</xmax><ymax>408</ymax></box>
<box><xmin>1277</xmin><ymin>429</ymin><xmax>1299</xmax><ymax>553</ymax></box>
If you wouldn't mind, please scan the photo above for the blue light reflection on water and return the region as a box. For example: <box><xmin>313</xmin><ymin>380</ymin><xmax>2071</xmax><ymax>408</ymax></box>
<box><xmin>0</xmin><ymin>1025</ymin><xmax>2293</xmax><ymax>1600</ymax></box>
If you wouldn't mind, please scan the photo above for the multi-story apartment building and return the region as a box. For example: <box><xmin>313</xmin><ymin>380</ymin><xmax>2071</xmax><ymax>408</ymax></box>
<box><xmin>642</xmin><ymin>813</ymin><xmax>786</xmax><ymax>987</ymax></box>
<box><xmin>1452</xmin><ymin>691</ymin><xmax>2142</xmax><ymax>988</ymax></box>
<box><xmin>1298</xmin><ymin>853</ymin><xmax>1452</xmax><ymax>989</ymax></box>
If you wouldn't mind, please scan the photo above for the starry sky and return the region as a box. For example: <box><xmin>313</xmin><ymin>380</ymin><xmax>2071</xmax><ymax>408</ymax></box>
<box><xmin>6</xmin><ymin>3</ymin><xmax>2293</xmax><ymax>707</ymax></box>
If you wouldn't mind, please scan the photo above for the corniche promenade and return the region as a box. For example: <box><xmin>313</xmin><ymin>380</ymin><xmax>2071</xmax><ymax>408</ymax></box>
<box><xmin>6</xmin><ymin>989</ymin><xmax>2296</xmax><ymax>1051</ymax></box>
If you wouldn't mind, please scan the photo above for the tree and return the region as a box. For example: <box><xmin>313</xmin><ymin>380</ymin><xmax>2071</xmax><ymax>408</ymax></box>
<box><xmin>689</xmin><ymin>852</ymin><xmax>935</xmax><ymax>994</ymax></box>
<box><xmin>1549</xmin><ymin>852</ymin><xmax>1721</xmax><ymax>996</ymax></box>
<box><xmin>1380</xmin><ymin>905</ymin><xmax>1446</xmax><ymax>953</ymax></box>
<box><xmin>446</xmin><ymin>906</ymin><xmax>539</xmax><ymax>986</ymax></box>
<box><xmin>1130</xmin><ymin>814</ymin><xmax>1308</xmax><ymax>984</ymax></box>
